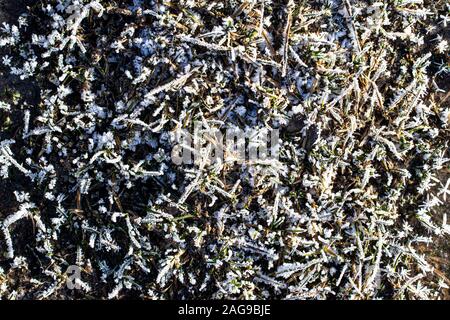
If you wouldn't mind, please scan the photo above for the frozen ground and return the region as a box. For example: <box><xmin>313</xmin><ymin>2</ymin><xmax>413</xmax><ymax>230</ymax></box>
<box><xmin>0</xmin><ymin>1</ymin><xmax>449</xmax><ymax>300</ymax></box>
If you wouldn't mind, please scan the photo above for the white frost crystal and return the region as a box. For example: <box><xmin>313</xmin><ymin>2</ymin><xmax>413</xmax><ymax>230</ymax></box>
<box><xmin>0</xmin><ymin>0</ymin><xmax>448</xmax><ymax>300</ymax></box>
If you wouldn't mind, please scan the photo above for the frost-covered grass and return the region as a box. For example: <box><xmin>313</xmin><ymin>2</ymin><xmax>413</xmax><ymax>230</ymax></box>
<box><xmin>0</xmin><ymin>0</ymin><xmax>449</xmax><ymax>299</ymax></box>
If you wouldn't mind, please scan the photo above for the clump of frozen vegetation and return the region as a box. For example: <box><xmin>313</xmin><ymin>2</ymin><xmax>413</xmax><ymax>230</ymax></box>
<box><xmin>0</xmin><ymin>0</ymin><xmax>449</xmax><ymax>299</ymax></box>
